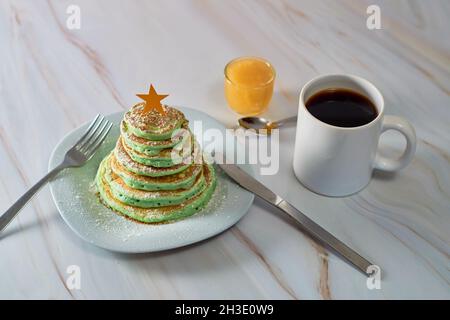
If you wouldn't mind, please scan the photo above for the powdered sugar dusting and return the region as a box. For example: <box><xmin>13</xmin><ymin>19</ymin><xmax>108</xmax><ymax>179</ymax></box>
<box><xmin>48</xmin><ymin>110</ymin><xmax>254</xmax><ymax>252</ymax></box>
<box><xmin>124</xmin><ymin>103</ymin><xmax>185</xmax><ymax>133</ymax></box>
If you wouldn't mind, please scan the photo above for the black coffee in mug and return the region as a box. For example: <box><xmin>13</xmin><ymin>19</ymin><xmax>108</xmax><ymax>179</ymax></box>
<box><xmin>305</xmin><ymin>89</ymin><xmax>378</xmax><ymax>127</ymax></box>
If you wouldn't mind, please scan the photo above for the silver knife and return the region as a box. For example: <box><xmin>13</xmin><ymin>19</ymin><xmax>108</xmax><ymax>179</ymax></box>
<box><xmin>217</xmin><ymin>161</ymin><xmax>375</xmax><ymax>275</ymax></box>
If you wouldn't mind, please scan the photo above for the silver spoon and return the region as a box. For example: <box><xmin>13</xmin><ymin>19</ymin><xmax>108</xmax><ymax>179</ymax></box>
<box><xmin>238</xmin><ymin>115</ymin><xmax>297</xmax><ymax>133</ymax></box>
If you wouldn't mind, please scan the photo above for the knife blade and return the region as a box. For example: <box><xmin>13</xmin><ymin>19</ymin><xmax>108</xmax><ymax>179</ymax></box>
<box><xmin>217</xmin><ymin>161</ymin><xmax>375</xmax><ymax>275</ymax></box>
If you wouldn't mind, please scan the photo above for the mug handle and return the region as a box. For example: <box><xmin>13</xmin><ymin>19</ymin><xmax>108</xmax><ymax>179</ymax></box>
<box><xmin>373</xmin><ymin>115</ymin><xmax>417</xmax><ymax>172</ymax></box>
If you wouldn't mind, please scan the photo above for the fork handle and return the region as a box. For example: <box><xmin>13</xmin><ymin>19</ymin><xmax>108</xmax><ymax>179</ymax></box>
<box><xmin>0</xmin><ymin>164</ymin><xmax>66</xmax><ymax>233</ymax></box>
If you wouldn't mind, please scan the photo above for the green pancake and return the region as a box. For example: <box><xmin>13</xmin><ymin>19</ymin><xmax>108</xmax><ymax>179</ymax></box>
<box><xmin>95</xmin><ymin>103</ymin><xmax>217</xmax><ymax>224</ymax></box>
<box><xmin>121</xmin><ymin>134</ymin><xmax>196</xmax><ymax>168</ymax></box>
<box><xmin>96</xmin><ymin>160</ymin><xmax>217</xmax><ymax>224</ymax></box>
<box><xmin>114</xmin><ymin>137</ymin><xmax>195</xmax><ymax>177</ymax></box>
<box><xmin>110</xmin><ymin>153</ymin><xmax>202</xmax><ymax>191</ymax></box>
<box><xmin>120</xmin><ymin>120</ymin><xmax>189</xmax><ymax>156</ymax></box>
<box><xmin>124</xmin><ymin>103</ymin><xmax>186</xmax><ymax>140</ymax></box>
<box><xmin>102</xmin><ymin>155</ymin><xmax>207</xmax><ymax>208</ymax></box>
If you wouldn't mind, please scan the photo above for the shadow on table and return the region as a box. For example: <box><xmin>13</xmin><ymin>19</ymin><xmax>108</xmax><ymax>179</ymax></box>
<box><xmin>0</xmin><ymin>212</ymin><xmax>61</xmax><ymax>240</ymax></box>
<box><xmin>58</xmin><ymin>202</ymin><xmax>284</xmax><ymax>279</ymax></box>
<box><xmin>372</xmin><ymin>170</ymin><xmax>397</xmax><ymax>181</ymax></box>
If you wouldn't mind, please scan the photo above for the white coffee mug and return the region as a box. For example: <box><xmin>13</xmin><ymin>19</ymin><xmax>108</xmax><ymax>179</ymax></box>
<box><xmin>293</xmin><ymin>74</ymin><xmax>416</xmax><ymax>197</ymax></box>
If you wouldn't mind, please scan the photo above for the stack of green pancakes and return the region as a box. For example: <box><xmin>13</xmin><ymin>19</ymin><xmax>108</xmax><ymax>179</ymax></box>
<box><xmin>95</xmin><ymin>103</ymin><xmax>216</xmax><ymax>223</ymax></box>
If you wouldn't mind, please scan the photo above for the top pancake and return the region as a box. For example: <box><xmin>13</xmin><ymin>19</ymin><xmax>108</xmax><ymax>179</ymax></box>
<box><xmin>124</xmin><ymin>103</ymin><xmax>187</xmax><ymax>140</ymax></box>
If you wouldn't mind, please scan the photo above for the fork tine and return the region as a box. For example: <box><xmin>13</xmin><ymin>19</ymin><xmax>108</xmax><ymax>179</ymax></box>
<box><xmin>73</xmin><ymin>114</ymin><xmax>101</xmax><ymax>147</ymax></box>
<box><xmin>76</xmin><ymin>115</ymin><xmax>104</xmax><ymax>150</ymax></box>
<box><xmin>82</xmin><ymin>119</ymin><xmax>109</xmax><ymax>152</ymax></box>
<box><xmin>77</xmin><ymin>116</ymin><xmax>107</xmax><ymax>151</ymax></box>
<box><xmin>84</xmin><ymin>122</ymin><xmax>113</xmax><ymax>159</ymax></box>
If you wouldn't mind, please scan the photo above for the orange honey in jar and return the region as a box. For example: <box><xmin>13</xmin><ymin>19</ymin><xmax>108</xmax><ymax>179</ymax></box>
<box><xmin>224</xmin><ymin>57</ymin><xmax>275</xmax><ymax>116</ymax></box>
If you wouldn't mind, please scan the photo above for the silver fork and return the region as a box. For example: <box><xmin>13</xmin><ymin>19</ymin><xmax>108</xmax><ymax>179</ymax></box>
<box><xmin>0</xmin><ymin>114</ymin><xmax>113</xmax><ymax>233</ymax></box>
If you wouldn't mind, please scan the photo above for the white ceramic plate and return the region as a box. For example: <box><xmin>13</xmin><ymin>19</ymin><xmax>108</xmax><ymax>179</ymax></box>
<box><xmin>49</xmin><ymin>108</ymin><xmax>254</xmax><ymax>253</ymax></box>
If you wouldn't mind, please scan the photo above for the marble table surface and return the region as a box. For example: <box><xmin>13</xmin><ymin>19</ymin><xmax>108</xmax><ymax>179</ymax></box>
<box><xmin>0</xmin><ymin>0</ymin><xmax>449</xmax><ymax>299</ymax></box>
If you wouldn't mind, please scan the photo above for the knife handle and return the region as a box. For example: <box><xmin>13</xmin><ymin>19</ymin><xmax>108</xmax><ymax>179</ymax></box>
<box><xmin>275</xmin><ymin>199</ymin><xmax>374</xmax><ymax>275</ymax></box>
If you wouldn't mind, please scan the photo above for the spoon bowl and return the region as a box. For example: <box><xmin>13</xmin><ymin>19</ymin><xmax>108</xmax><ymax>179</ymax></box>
<box><xmin>238</xmin><ymin>117</ymin><xmax>272</xmax><ymax>130</ymax></box>
<box><xmin>238</xmin><ymin>115</ymin><xmax>297</xmax><ymax>134</ymax></box>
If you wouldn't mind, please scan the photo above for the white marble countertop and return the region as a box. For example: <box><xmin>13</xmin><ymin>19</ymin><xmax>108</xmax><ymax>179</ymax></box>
<box><xmin>0</xmin><ymin>0</ymin><xmax>449</xmax><ymax>299</ymax></box>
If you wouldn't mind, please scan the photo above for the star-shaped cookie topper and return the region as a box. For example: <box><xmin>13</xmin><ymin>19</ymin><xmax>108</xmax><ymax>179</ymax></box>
<box><xmin>136</xmin><ymin>84</ymin><xmax>169</xmax><ymax>116</ymax></box>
